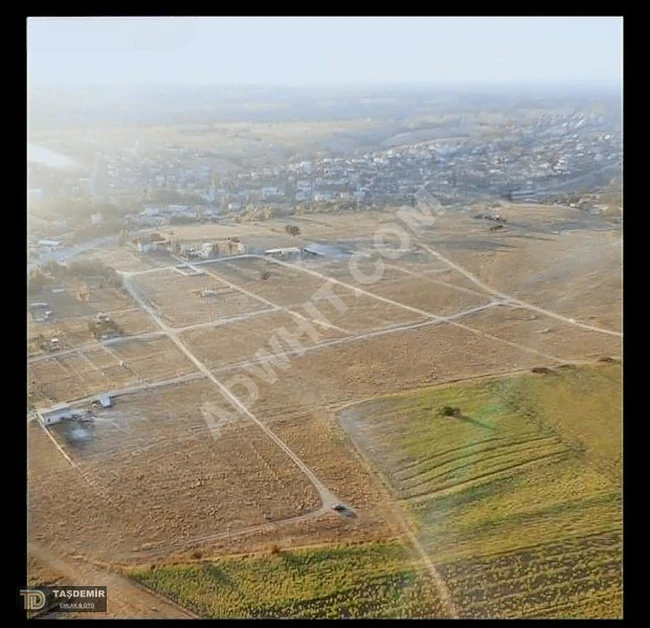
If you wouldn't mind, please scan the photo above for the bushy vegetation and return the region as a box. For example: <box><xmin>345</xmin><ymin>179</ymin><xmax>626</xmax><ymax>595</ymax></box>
<box><xmin>440</xmin><ymin>531</ymin><xmax>621</xmax><ymax>618</ymax></box>
<box><xmin>285</xmin><ymin>225</ymin><xmax>301</xmax><ymax>236</ymax></box>
<box><xmin>130</xmin><ymin>542</ymin><xmax>444</xmax><ymax>619</ymax></box>
<box><xmin>342</xmin><ymin>364</ymin><xmax>622</xmax><ymax>618</ymax></box>
<box><xmin>88</xmin><ymin>318</ymin><xmax>123</xmax><ymax>339</ymax></box>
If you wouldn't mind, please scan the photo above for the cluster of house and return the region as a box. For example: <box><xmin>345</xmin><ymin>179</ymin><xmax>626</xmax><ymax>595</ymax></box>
<box><xmin>29</xmin><ymin>105</ymin><xmax>621</xmax><ymax>246</ymax></box>
<box><xmin>178</xmin><ymin>239</ymin><xmax>246</xmax><ymax>259</ymax></box>
<box><xmin>133</xmin><ymin>205</ymin><xmax>220</xmax><ymax>227</ymax></box>
<box><xmin>134</xmin><ymin>235</ymin><xmax>246</xmax><ymax>259</ymax></box>
<box><xmin>205</xmin><ymin>109</ymin><xmax>621</xmax><ymax>208</ymax></box>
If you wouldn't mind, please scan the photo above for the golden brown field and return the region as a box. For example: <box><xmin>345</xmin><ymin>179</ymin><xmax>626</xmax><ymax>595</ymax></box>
<box><xmin>28</xmin><ymin>206</ymin><xmax>622</xmax><ymax>618</ymax></box>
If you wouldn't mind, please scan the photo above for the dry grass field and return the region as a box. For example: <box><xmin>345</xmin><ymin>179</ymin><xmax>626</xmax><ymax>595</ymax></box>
<box><xmin>29</xmin><ymin>281</ymin><xmax>158</xmax><ymax>357</ymax></box>
<box><xmin>28</xmin><ymin>336</ymin><xmax>196</xmax><ymax>406</ymax></box>
<box><xmin>28</xmin><ymin>204</ymin><xmax>622</xmax><ymax>618</ymax></box>
<box><xmin>29</xmin><ymin>379</ymin><xmax>323</xmax><ymax>562</ymax></box>
<box><xmin>130</xmin><ymin>268</ymin><xmax>270</xmax><ymax>328</ymax></box>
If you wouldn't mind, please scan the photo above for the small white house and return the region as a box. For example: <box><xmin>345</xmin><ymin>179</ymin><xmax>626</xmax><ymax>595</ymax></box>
<box><xmin>98</xmin><ymin>394</ymin><xmax>113</xmax><ymax>408</ymax></box>
<box><xmin>37</xmin><ymin>403</ymin><xmax>74</xmax><ymax>426</ymax></box>
<box><xmin>38</xmin><ymin>240</ymin><xmax>62</xmax><ymax>250</ymax></box>
<box><xmin>264</xmin><ymin>247</ymin><xmax>301</xmax><ymax>258</ymax></box>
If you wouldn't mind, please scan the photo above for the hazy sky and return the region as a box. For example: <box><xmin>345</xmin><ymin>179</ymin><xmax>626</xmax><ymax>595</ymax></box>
<box><xmin>27</xmin><ymin>17</ymin><xmax>623</xmax><ymax>88</ymax></box>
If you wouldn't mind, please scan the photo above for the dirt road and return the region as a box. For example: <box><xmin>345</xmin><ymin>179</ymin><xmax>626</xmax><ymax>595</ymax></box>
<box><xmin>121</xmin><ymin>273</ymin><xmax>343</xmax><ymax>513</ymax></box>
<box><xmin>28</xmin><ymin>542</ymin><xmax>195</xmax><ymax>619</ymax></box>
<box><xmin>417</xmin><ymin>243</ymin><xmax>622</xmax><ymax>338</ymax></box>
<box><xmin>260</xmin><ymin>255</ymin><xmax>566</xmax><ymax>363</ymax></box>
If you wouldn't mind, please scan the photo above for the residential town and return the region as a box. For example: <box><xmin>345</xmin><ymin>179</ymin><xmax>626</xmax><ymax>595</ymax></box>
<box><xmin>28</xmin><ymin>103</ymin><xmax>621</xmax><ymax>261</ymax></box>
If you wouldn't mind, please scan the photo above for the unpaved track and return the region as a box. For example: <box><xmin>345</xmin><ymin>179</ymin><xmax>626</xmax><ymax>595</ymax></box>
<box><xmin>136</xmin><ymin>504</ymin><xmax>333</xmax><ymax>560</ymax></box>
<box><xmin>339</xmin><ymin>406</ymin><xmax>458</xmax><ymax>618</ymax></box>
<box><xmin>35</xmin><ymin>419</ymin><xmax>107</xmax><ymax>499</ymax></box>
<box><xmin>125</xmin><ymin>254</ymin><xmax>253</xmax><ymax>276</ymax></box>
<box><xmin>28</xmin><ymin>542</ymin><xmax>195</xmax><ymax>618</ymax></box>
<box><xmin>383</xmin><ymin>260</ymin><xmax>494</xmax><ymax>299</ymax></box>
<box><xmin>176</xmin><ymin>255</ymin><xmax>352</xmax><ymax>335</ymax></box>
<box><xmin>32</xmin><ymin>302</ymin><xmax>506</xmax><ymax>413</ymax></box>
<box><xmin>60</xmin><ymin>372</ymin><xmax>207</xmax><ymax>411</ymax></box>
<box><xmin>256</xmin><ymin>255</ymin><xmax>567</xmax><ymax>363</ymax></box>
<box><xmin>173</xmin><ymin>306</ymin><xmax>279</xmax><ymax>333</ymax></box>
<box><xmin>28</xmin><ymin>307</ymin><xmax>282</xmax><ymax>365</ymax></box>
<box><xmin>417</xmin><ymin>243</ymin><xmax>622</xmax><ymax>338</ymax></box>
<box><xmin>121</xmin><ymin>268</ymin><xmax>458</xmax><ymax>616</ymax></box>
<box><xmin>121</xmin><ymin>273</ymin><xmax>342</xmax><ymax>511</ymax></box>
<box><xmin>208</xmin><ymin>301</ymin><xmax>510</xmax><ymax>377</ymax></box>
<box><xmin>28</xmin><ymin>331</ymin><xmax>166</xmax><ymax>364</ymax></box>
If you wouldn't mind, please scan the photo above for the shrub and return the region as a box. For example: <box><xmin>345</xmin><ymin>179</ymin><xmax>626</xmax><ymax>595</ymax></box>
<box><xmin>439</xmin><ymin>406</ymin><xmax>461</xmax><ymax>417</ymax></box>
<box><xmin>285</xmin><ymin>225</ymin><xmax>301</xmax><ymax>236</ymax></box>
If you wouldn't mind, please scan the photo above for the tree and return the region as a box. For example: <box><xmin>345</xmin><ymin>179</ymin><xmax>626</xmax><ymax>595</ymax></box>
<box><xmin>439</xmin><ymin>406</ymin><xmax>461</xmax><ymax>418</ymax></box>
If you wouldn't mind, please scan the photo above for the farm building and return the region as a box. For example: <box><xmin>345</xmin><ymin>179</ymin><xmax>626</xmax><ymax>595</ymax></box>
<box><xmin>302</xmin><ymin>242</ymin><xmax>350</xmax><ymax>259</ymax></box>
<box><xmin>37</xmin><ymin>403</ymin><xmax>74</xmax><ymax>426</ymax></box>
<box><xmin>264</xmin><ymin>247</ymin><xmax>301</xmax><ymax>258</ymax></box>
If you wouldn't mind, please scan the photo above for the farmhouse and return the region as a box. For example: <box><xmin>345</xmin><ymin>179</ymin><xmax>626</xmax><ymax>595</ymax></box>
<box><xmin>37</xmin><ymin>403</ymin><xmax>74</xmax><ymax>426</ymax></box>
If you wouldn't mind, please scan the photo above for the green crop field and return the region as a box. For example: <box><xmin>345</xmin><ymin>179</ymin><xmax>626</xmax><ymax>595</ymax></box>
<box><xmin>129</xmin><ymin>542</ymin><xmax>444</xmax><ymax>619</ymax></box>
<box><xmin>339</xmin><ymin>363</ymin><xmax>622</xmax><ymax>618</ymax></box>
